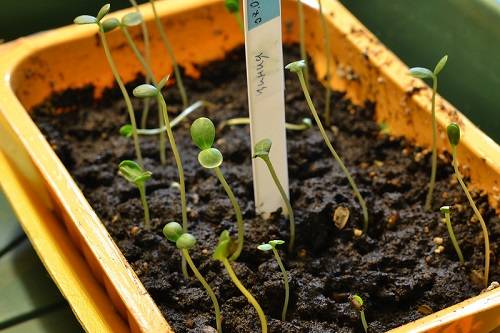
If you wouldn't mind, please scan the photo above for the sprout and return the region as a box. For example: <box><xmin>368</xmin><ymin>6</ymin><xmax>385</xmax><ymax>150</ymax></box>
<box><xmin>149</xmin><ymin>0</ymin><xmax>188</xmax><ymax>109</ymax></box>
<box><xmin>163</xmin><ymin>222</ymin><xmax>222</xmax><ymax>333</ymax></box>
<box><xmin>213</xmin><ymin>231</ymin><xmax>267</xmax><ymax>332</ymax></box>
<box><xmin>134</xmin><ymin>82</ymin><xmax>190</xmax><ymax>278</ymax></box>
<box><xmin>440</xmin><ymin>206</ymin><xmax>464</xmax><ymax>264</ymax></box>
<box><xmin>218</xmin><ymin>117</ymin><xmax>313</xmax><ymax>132</ymax></box>
<box><xmin>296</xmin><ymin>0</ymin><xmax>309</xmax><ymax>89</ymax></box>
<box><xmin>409</xmin><ymin>55</ymin><xmax>448</xmax><ymax>211</ymax></box>
<box><xmin>118</xmin><ymin>160</ymin><xmax>151</xmax><ymax>227</ymax></box>
<box><xmin>257</xmin><ymin>240</ymin><xmax>289</xmax><ymax>321</ymax></box>
<box><xmin>74</xmin><ymin>4</ymin><xmax>143</xmax><ymax>166</ymax></box>
<box><xmin>318</xmin><ymin>0</ymin><xmax>333</xmax><ymax>125</ymax></box>
<box><xmin>286</xmin><ymin>60</ymin><xmax>369</xmax><ymax>233</ymax></box>
<box><xmin>191</xmin><ymin>117</ymin><xmax>245</xmax><ymax>260</ymax></box>
<box><xmin>446</xmin><ymin>123</ymin><xmax>490</xmax><ymax>287</ymax></box>
<box><xmin>253</xmin><ymin>139</ymin><xmax>295</xmax><ymax>251</ymax></box>
<box><xmin>350</xmin><ymin>294</ymin><xmax>368</xmax><ymax>333</ymax></box>
<box><xmin>225</xmin><ymin>0</ymin><xmax>243</xmax><ymax>32</ymax></box>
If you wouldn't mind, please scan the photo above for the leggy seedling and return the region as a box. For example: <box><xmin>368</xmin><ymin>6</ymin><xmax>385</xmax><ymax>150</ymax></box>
<box><xmin>191</xmin><ymin>117</ymin><xmax>244</xmax><ymax>260</ymax></box>
<box><xmin>225</xmin><ymin>0</ymin><xmax>243</xmax><ymax>32</ymax></box>
<box><xmin>409</xmin><ymin>55</ymin><xmax>448</xmax><ymax>211</ymax></box>
<box><xmin>257</xmin><ymin>240</ymin><xmax>289</xmax><ymax>321</ymax></box>
<box><xmin>163</xmin><ymin>222</ymin><xmax>222</xmax><ymax>333</ymax></box>
<box><xmin>447</xmin><ymin>123</ymin><xmax>490</xmax><ymax>287</ymax></box>
<box><xmin>253</xmin><ymin>139</ymin><xmax>295</xmax><ymax>251</ymax></box>
<box><xmin>318</xmin><ymin>0</ymin><xmax>333</xmax><ymax>125</ymax></box>
<box><xmin>74</xmin><ymin>4</ymin><xmax>143</xmax><ymax>166</ymax></box>
<box><xmin>214</xmin><ymin>231</ymin><xmax>267</xmax><ymax>332</ymax></box>
<box><xmin>218</xmin><ymin>117</ymin><xmax>312</xmax><ymax>132</ymax></box>
<box><xmin>118</xmin><ymin>160</ymin><xmax>152</xmax><ymax>228</ymax></box>
<box><xmin>440</xmin><ymin>205</ymin><xmax>464</xmax><ymax>264</ymax></box>
<box><xmin>350</xmin><ymin>294</ymin><xmax>368</xmax><ymax>333</ymax></box>
<box><xmin>286</xmin><ymin>60</ymin><xmax>369</xmax><ymax>233</ymax></box>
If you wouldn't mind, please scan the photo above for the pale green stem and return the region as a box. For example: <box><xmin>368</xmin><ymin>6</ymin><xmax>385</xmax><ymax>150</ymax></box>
<box><xmin>150</xmin><ymin>0</ymin><xmax>188</xmax><ymax>108</ymax></box>
<box><xmin>219</xmin><ymin>117</ymin><xmax>311</xmax><ymax>131</ymax></box>
<box><xmin>157</xmin><ymin>94</ymin><xmax>189</xmax><ymax>278</ymax></box>
<box><xmin>98</xmin><ymin>27</ymin><xmax>143</xmax><ymax>166</ymax></box>
<box><xmin>318</xmin><ymin>0</ymin><xmax>332</xmax><ymax>125</ymax></box>
<box><xmin>295</xmin><ymin>70</ymin><xmax>369</xmax><ymax>232</ymax></box>
<box><xmin>222</xmin><ymin>258</ymin><xmax>267</xmax><ymax>332</ymax></box>
<box><xmin>137</xmin><ymin>185</ymin><xmax>150</xmax><ymax>228</ymax></box>
<box><xmin>234</xmin><ymin>12</ymin><xmax>244</xmax><ymax>32</ymax></box>
<box><xmin>182</xmin><ymin>249</ymin><xmax>222</xmax><ymax>333</ymax></box>
<box><xmin>443</xmin><ymin>209</ymin><xmax>464</xmax><ymax>263</ymax></box>
<box><xmin>262</xmin><ymin>156</ymin><xmax>295</xmax><ymax>252</ymax></box>
<box><xmin>452</xmin><ymin>146</ymin><xmax>490</xmax><ymax>287</ymax></box>
<box><xmin>360</xmin><ymin>310</ymin><xmax>368</xmax><ymax>333</ymax></box>
<box><xmin>424</xmin><ymin>77</ymin><xmax>438</xmax><ymax>211</ymax></box>
<box><xmin>271</xmin><ymin>248</ymin><xmax>289</xmax><ymax>321</ymax></box>
<box><xmin>214</xmin><ymin>167</ymin><xmax>244</xmax><ymax>260</ymax></box>
<box><xmin>297</xmin><ymin>0</ymin><xmax>309</xmax><ymax>89</ymax></box>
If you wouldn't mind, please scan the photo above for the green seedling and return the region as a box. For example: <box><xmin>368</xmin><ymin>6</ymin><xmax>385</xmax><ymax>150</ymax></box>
<box><xmin>149</xmin><ymin>0</ymin><xmax>188</xmax><ymax>109</ymax></box>
<box><xmin>253</xmin><ymin>139</ymin><xmax>295</xmax><ymax>251</ymax></box>
<box><xmin>286</xmin><ymin>60</ymin><xmax>369</xmax><ymax>233</ymax></box>
<box><xmin>218</xmin><ymin>117</ymin><xmax>313</xmax><ymax>132</ymax></box>
<box><xmin>163</xmin><ymin>222</ymin><xmax>222</xmax><ymax>333</ymax></box>
<box><xmin>257</xmin><ymin>240</ymin><xmax>289</xmax><ymax>321</ymax></box>
<box><xmin>134</xmin><ymin>83</ymin><xmax>190</xmax><ymax>278</ymax></box>
<box><xmin>118</xmin><ymin>160</ymin><xmax>152</xmax><ymax>227</ymax></box>
<box><xmin>214</xmin><ymin>231</ymin><xmax>267</xmax><ymax>332</ymax></box>
<box><xmin>191</xmin><ymin>117</ymin><xmax>244</xmax><ymax>260</ymax></box>
<box><xmin>440</xmin><ymin>206</ymin><xmax>464</xmax><ymax>264</ymax></box>
<box><xmin>409</xmin><ymin>55</ymin><xmax>448</xmax><ymax>211</ymax></box>
<box><xmin>350</xmin><ymin>294</ymin><xmax>368</xmax><ymax>333</ymax></box>
<box><xmin>120</xmin><ymin>100</ymin><xmax>214</xmax><ymax>137</ymax></box>
<box><xmin>296</xmin><ymin>0</ymin><xmax>309</xmax><ymax>89</ymax></box>
<box><xmin>447</xmin><ymin>123</ymin><xmax>490</xmax><ymax>287</ymax></box>
<box><xmin>225</xmin><ymin>0</ymin><xmax>243</xmax><ymax>32</ymax></box>
<box><xmin>74</xmin><ymin>4</ymin><xmax>143</xmax><ymax>166</ymax></box>
<box><xmin>318</xmin><ymin>0</ymin><xmax>333</xmax><ymax>125</ymax></box>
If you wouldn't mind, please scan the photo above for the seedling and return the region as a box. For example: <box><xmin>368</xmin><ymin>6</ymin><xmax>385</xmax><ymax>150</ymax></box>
<box><xmin>257</xmin><ymin>240</ymin><xmax>289</xmax><ymax>321</ymax></box>
<box><xmin>191</xmin><ymin>117</ymin><xmax>245</xmax><ymax>260</ymax></box>
<box><xmin>74</xmin><ymin>4</ymin><xmax>143</xmax><ymax>166</ymax></box>
<box><xmin>440</xmin><ymin>206</ymin><xmax>464</xmax><ymax>263</ymax></box>
<box><xmin>286</xmin><ymin>60</ymin><xmax>369</xmax><ymax>233</ymax></box>
<box><xmin>253</xmin><ymin>139</ymin><xmax>295</xmax><ymax>251</ymax></box>
<box><xmin>296</xmin><ymin>0</ymin><xmax>309</xmax><ymax>88</ymax></box>
<box><xmin>118</xmin><ymin>160</ymin><xmax>151</xmax><ymax>228</ymax></box>
<box><xmin>163</xmin><ymin>222</ymin><xmax>222</xmax><ymax>333</ymax></box>
<box><xmin>350</xmin><ymin>294</ymin><xmax>368</xmax><ymax>333</ymax></box>
<box><xmin>214</xmin><ymin>231</ymin><xmax>268</xmax><ymax>332</ymax></box>
<box><xmin>409</xmin><ymin>55</ymin><xmax>448</xmax><ymax>211</ymax></box>
<box><xmin>318</xmin><ymin>0</ymin><xmax>333</xmax><ymax>125</ymax></box>
<box><xmin>218</xmin><ymin>117</ymin><xmax>312</xmax><ymax>132</ymax></box>
<box><xmin>447</xmin><ymin>123</ymin><xmax>490</xmax><ymax>287</ymax></box>
<box><xmin>225</xmin><ymin>0</ymin><xmax>243</xmax><ymax>32</ymax></box>
<box><xmin>149</xmin><ymin>0</ymin><xmax>188</xmax><ymax>108</ymax></box>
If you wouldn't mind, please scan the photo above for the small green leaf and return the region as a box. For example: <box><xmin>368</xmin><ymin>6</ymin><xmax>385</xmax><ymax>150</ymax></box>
<box><xmin>120</xmin><ymin>124</ymin><xmax>133</xmax><ymax>138</ymax></box>
<box><xmin>213</xmin><ymin>230</ymin><xmax>232</xmax><ymax>261</ymax></box>
<box><xmin>198</xmin><ymin>148</ymin><xmax>223</xmax><ymax>169</ymax></box>
<box><xmin>163</xmin><ymin>222</ymin><xmax>183</xmax><ymax>242</ymax></box>
<box><xmin>133</xmin><ymin>84</ymin><xmax>158</xmax><ymax>98</ymax></box>
<box><xmin>269</xmin><ymin>239</ymin><xmax>285</xmax><ymax>247</ymax></box>
<box><xmin>96</xmin><ymin>4</ymin><xmax>111</xmax><ymax>22</ymax></box>
<box><xmin>447</xmin><ymin>123</ymin><xmax>461</xmax><ymax>146</ymax></box>
<box><xmin>285</xmin><ymin>60</ymin><xmax>306</xmax><ymax>73</ymax></box>
<box><xmin>157</xmin><ymin>74</ymin><xmax>171</xmax><ymax>90</ymax></box>
<box><xmin>122</xmin><ymin>12</ymin><xmax>143</xmax><ymax>27</ymax></box>
<box><xmin>118</xmin><ymin>160</ymin><xmax>152</xmax><ymax>185</ymax></box>
<box><xmin>176</xmin><ymin>233</ymin><xmax>196</xmax><ymax>249</ymax></box>
<box><xmin>74</xmin><ymin>15</ymin><xmax>97</xmax><ymax>25</ymax></box>
<box><xmin>101</xmin><ymin>18</ymin><xmax>120</xmax><ymax>33</ymax></box>
<box><xmin>302</xmin><ymin>118</ymin><xmax>313</xmax><ymax>128</ymax></box>
<box><xmin>350</xmin><ymin>294</ymin><xmax>364</xmax><ymax>310</ymax></box>
<box><xmin>225</xmin><ymin>0</ymin><xmax>239</xmax><ymax>13</ymax></box>
<box><xmin>408</xmin><ymin>67</ymin><xmax>434</xmax><ymax>79</ymax></box>
<box><xmin>191</xmin><ymin>117</ymin><xmax>216</xmax><ymax>150</ymax></box>
<box><xmin>257</xmin><ymin>244</ymin><xmax>273</xmax><ymax>251</ymax></box>
<box><xmin>440</xmin><ymin>206</ymin><xmax>450</xmax><ymax>214</ymax></box>
<box><xmin>253</xmin><ymin>138</ymin><xmax>272</xmax><ymax>158</ymax></box>
<box><xmin>434</xmin><ymin>55</ymin><xmax>448</xmax><ymax>76</ymax></box>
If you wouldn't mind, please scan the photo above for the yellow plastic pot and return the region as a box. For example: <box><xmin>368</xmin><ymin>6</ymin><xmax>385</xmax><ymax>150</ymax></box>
<box><xmin>0</xmin><ymin>0</ymin><xmax>498</xmax><ymax>332</ymax></box>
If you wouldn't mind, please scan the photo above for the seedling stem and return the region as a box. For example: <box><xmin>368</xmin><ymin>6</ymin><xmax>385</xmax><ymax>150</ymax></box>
<box><xmin>219</xmin><ymin>117</ymin><xmax>312</xmax><ymax>132</ymax></box>
<box><xmin>350</xmin><ymin>294</ymin><xmax>368</xmax><ymax>333</ymax></box>
<box><xmin>440</xmin><ymin>206</ymin><xmax>464</xmax><ymax>263</ymax></box>
<box><xmin>118</xmin><ymin>160</ymin><xmax>151</xmax><ymax>228</ymax></box>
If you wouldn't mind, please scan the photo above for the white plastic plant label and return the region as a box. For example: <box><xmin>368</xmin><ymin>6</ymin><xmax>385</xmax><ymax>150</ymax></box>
<box><xmin>243</xmin><ymin>0</ymin><xmax>289</xmax><ymax>215</ymax></box>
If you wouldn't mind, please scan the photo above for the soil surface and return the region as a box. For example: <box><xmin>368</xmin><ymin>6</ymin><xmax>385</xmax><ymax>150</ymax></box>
<box><xmin>32</xmin><ymin>45</ymin><xmax>499</xmax><ymax>332</ymax></box>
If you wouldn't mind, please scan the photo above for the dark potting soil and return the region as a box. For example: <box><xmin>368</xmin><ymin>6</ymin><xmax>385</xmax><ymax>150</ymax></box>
<box><xmin>31</xmin><ymin>45</ymin><xmax>499</xmax><ymax>333</ymax></box>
